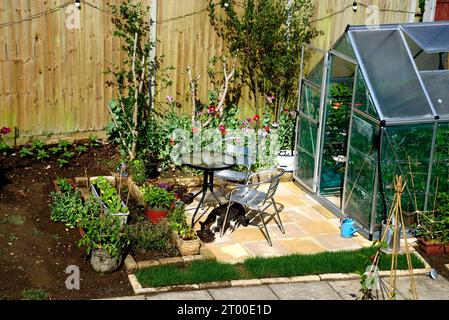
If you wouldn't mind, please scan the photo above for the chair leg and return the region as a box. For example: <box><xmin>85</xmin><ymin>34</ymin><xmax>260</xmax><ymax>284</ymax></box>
<box><xmin>220</xmin><ymin>201</ymin><xmax>233</xmax><ymax>238</ymax></box>
<box><xmin>272</xmin><ymin>199</ymin><xmax>285</xmax><ymax>234</ymax></box>
<box><xmin>258</xmin><ymin>209</ymin><xmax>272</xmax><ymax>246</ymax></box>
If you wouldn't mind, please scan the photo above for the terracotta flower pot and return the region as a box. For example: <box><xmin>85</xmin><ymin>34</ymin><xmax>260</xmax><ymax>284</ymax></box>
<box><xmin>145</xmin><ymin>207</ymin><xmax>169</xmax><ymax>223</ymax></box>
<box><xmin>418</xmin><ymin>237</ymin><xmax>449</xmax><ymax>255</ymax></box>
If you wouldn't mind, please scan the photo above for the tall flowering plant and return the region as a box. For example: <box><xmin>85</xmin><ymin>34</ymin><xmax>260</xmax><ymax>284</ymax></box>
<box><xmin>0</xmin><ymin>127</ymin><xmax>11</xmax><ymax>153</ymax></box>
<box><xmin>277</xmin><ymin>108</ymin><xmax>297</xmax><ymax>151</ymax></box>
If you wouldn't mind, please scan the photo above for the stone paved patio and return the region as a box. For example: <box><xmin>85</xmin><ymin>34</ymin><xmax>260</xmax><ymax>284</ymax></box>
<box><xmin>186</xmin><ymin>181</ymin><xmax>373</xmax><ymax>264</ymax></box>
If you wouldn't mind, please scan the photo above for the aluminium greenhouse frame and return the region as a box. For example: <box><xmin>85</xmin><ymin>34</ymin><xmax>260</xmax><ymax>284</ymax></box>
<box><xmin>295</xmin><ymin>22</ymin><xmax>449</xmax><ymax>240</ymax></box>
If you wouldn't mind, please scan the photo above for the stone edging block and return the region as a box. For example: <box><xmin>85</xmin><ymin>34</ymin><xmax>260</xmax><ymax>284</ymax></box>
<box><xmin>128</xmin><ymin>268</ymin><xmax>431</xmax><ymax>295</ymax></box>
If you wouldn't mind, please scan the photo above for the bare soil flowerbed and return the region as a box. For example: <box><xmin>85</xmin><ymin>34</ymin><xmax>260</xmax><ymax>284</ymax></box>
<box><xmin>0</xmin><ymin>143</ymin><xmax>136</xmax><ymax>300</ymax></box>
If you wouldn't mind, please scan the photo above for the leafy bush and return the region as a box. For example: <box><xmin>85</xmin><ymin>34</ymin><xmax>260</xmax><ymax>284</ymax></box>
<box><xmin>140</xmin><ymin>185</ymin><xmax>175</xmax><ymax>210</ymax></box>
<box><xmin>91</xmin><ymin>177</ymin><xmax>129</xmax><ymax>214</ymax></box>
<box><xmin>168</xmin><ymin>202</ymin><xmax>188</xmax><ymax>226</ymax></box>
<box><xmin>277</xmin><ymin>108</ymin><xmax>297</xmax><ymax>151</ymax></box>
<box><xmin>129</xmin><ymin>159</ymin><xmax>147</xmax><ymax>185</ymax></box>
<box><xmin>125</xmin><ymin>219</ymin><xmax>177</xmax><ymax>255</ymax></box>
<box><xmin>56</xmin><ymin>178</ymin><xmax>74</xmax><ymax>193</ymax></box>
<box><xmin>78</xmin><ymin>214</ymin><xmax>128</xmax><ymax>260</ymax></box>
<box><xmin>414</xmin><ymin>192</ymin><xmax>449</xmax><ymax>244</ymax></box>
<box><xmin>49</xmin><ymin>190</ymin><xmax>85</xmax><ymax>228</ymax></box>
<box><xmin>19</xmin><ymin>147</ymin><xmax>33</xmax><ymax>158</ymax></box>
<box><xmin>168</xmin><ymin>202</ymin><xmax>197</xmax><ymax>240</ymax></box>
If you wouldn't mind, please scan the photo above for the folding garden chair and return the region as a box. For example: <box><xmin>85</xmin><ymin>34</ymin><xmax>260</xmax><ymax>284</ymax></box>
<box><xmin>214</xmin><ymin>142</ymin><xmax>256</xmax><ymax>190</ymax></box>
<box><xmin>220</xmin><ymin>168</ymin><xmax>285</xmax><ymax>246</ymax></box>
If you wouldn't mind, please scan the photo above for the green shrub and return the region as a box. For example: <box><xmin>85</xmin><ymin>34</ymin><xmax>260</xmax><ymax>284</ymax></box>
<box><xmin>129</xmin><ymin>159</ymin><xmax>147</xmax><ymax>185</ymax></box>
<box><xmin>49</xmin><ymin>190</ymin><xmax>100</xmax><ymax>228</ymax></box>
<box><xmin>92</xmin><ymin>176</ymin><xmax>129</xmax><ymax>214</ymax></box>
<box><xmin>56</xmin><ymin>178</ymin><xmax>74</xmax><ymax>193</ymax></box>
<box><xmin>140</xmin><ymin>185</ymin><xmax>175</xmax><ymax>210</ymax></box>
<box><xmin>49</xmin><ymin>190</ymin><xmax>85</xmax><ymax>228</ymax></box>
<box><xmin>168</xmin><ymin>202</ymin><xmax>187</xmax><ymax>226</ymax></box>
<box><xmin>78</xmin><ymin>214</ymin><xmax>128</xmax><ymax>260</ymax></box>
<box><xmin>125</xmin><ymin>219</ymin><xmax>177</xmax><ymax>256</ymax></box>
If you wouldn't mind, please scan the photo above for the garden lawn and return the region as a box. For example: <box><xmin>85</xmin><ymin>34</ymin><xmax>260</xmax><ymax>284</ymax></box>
<box><xmin>135</xmin><ymin>247</ymin><xmax>425</xmax><ymax>288</ymax></box>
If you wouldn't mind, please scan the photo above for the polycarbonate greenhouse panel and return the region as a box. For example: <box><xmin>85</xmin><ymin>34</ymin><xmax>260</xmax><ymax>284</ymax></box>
<box><xmin>349</xmin><ymin>29</ymin><xmax>435</xmax><ymax>121</ymax></box>
<box><xmin>296</xmin><ymin>116</ymin><xmax>318</xmax><ymax>189</ymax></box>
<box><xmin>354</xmin><ymin>68</ymin><xmax>378</xmax><ymax>118</ymax></box>
<box><xmin>303</xmin><ymin>46</ymin><xmax>325</xmax><ymax>86</ymax></box>
<box><xmin>430</xmin><ymin>123</ymin><xmax>449</xmax><ymax>204</ymax></box>
<box><xmin>381</xmin><ymin>124</ymin><xmax>434</xmax><ymax>213</ymax></box>
<box><xmin>402</xmin><ymin>24</ymin><xmax>449</xmax><ymax>53</ymax></box>
<box><xmin>344</xmin><ymin>115</ymin><xmax>378</xmax><ymax>230</ymax></box>
<box><xmin>421</xmin><ymin>71</ymin><xmax>449</xmax><ymax>117</ymax></box>
<box><xmin>334</xmin><ymin>34</ymin><xmax>356</xmax><ymax>60</ymax></box>
<box><xmin>301</xmin><ymin>84</ymin><xmax>321</xmax><ymax>121</ymax></box>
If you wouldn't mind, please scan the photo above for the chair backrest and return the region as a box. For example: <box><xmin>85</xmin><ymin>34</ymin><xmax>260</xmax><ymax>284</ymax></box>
<box><xmin>248</xmin><ymin>168</ymin><xmax>285</xmax><ymax>204</ymax></box>
<box><xmin>265</xmin><ymin>168</ymin><xmax>285</xmax><ymax>202</ymax></box>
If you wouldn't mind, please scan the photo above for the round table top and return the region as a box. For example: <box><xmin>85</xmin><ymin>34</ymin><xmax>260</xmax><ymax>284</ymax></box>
<box><xmin>181</xmin><ymin>151</ymin><xmax>236</xmax><ymax>171</ymax></box>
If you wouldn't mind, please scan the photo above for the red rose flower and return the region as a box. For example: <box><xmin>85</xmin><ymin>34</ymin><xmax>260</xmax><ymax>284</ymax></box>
<box><xmin>253</xmin><ymin>114</ymin><xmax>261</xmax><ymax>121</ymax></box>
<box><xmin>208</xmin><ymin>105</ymin><xmax>217</xmax><ymax>114</ymax></box>
<box><xmin>264</xmin><ymin>126</ymin><xmax>271</xmax><ymax>133</ymax></box>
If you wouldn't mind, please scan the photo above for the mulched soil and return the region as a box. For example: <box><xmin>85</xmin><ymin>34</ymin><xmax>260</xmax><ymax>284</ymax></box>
<box><xmin>0</xmin><ymin>142</ymin><xmax>135</xmax><ymax>300</ymax></box>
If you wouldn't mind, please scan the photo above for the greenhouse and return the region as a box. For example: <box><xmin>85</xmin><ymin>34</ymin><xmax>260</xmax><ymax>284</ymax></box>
<box><xmin>295</xmin><ymin>21</ymin><xmax>449</xmax><ymax>240</ymax></box>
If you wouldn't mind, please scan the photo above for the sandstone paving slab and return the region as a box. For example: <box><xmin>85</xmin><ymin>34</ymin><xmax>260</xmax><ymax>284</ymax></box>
<box><xmin>327</xmin><ymin>280</ymin><xmax>361</xmax><ymax>300</ymax></box>
<box><xmin>396</xmin><ymin>275</ymin><xmax>449</xmax><ymax>300</ymax></box>
<box><xmin>312</xmin><ymin>205</ymin><xmax>337</xmax><ymax>219</ymax></box>
<box><xmin>278</xmin><ymin>237</ymin><xmax>327</xmax><ymax>255</ymax></box>
<box><xmin>266</xmin><ymin>223</ymin><xmax>309</xmax><ymax>239</ymax></box>
<box><xmin>314</xmin><ymin>234</ymin><xmax>363</xmax><ymax>251</ymax></box>
<box><xmin>242</xmin><ymin>240</ymin><xmax>288</xmax><ymax>258</ymax></box>
<box><xmin>146</xmin><ymin>290</ymin><xmax>214</xmax><ymax>300</ymax></box>
<box><xmin>269</xmin><ymin>282</ymin><xmax>342</xmax><ymax>300</ymax></box>
<box><xmin>208</xmin><ymin>286</ymin><xmax>279</xmax><ymax>300</ymax></box>
<box><xmin>205</xmin><ymin>243</ymin><xmax>252</xmax><ymax>264</ymax></box>
<box><xmin>230</xmin><ymin>227</ymin><xmax>267</xmax><ymax>242</ymax></box>
<box><xmin>299</xmin><ymin>219</ymin><xmax>340</xmax><ymax>236</ymax></box>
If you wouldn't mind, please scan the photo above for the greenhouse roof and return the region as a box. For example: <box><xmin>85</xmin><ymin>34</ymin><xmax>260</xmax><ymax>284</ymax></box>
<box><xmin>338</xmin><ymin>22</ymin><xmax>449</xmax><ymax>123</ymax></box>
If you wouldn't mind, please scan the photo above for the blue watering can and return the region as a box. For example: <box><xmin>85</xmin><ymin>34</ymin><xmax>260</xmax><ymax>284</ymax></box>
<box><xmin>340</xmin><ymin>218</ymin><xmax>359</xmax><ymax>238</ymax></box>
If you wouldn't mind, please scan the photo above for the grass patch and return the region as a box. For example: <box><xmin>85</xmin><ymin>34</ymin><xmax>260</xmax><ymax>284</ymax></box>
<box><xmin>22</xmin><ymin>289</ymin><xmax>49</xmax><ymax>300</ymax></box>
<box><xmin>244</xmin><ymin>247</ymin><xmax>424</xmax><ymax>278</ymax></box>
<box><xmin>0</xmin><ymin>214</ymin><xmax>25</xmax><ymax>226</ymax></box>
<box><xmin>136</xmin><ymin>260</ymin><xmax>243</xmax><ymax>288</ymax></box>
<box><xmin>135</xmin><ymin>248</ymin><xmax>425</xmax><ymax>288</ymax></box>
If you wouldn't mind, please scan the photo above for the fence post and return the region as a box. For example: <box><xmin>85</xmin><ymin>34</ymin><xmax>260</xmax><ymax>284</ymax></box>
<box><xmin>423</xmin><ymin>0</ymin><xmax>437</xmax><ymax>21</ymax></box>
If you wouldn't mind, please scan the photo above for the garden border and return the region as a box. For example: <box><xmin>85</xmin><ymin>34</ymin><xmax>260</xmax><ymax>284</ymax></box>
<box><xmin>126</xmin><ymin>248</ymin><xmax>432</xmax><ymax>295</ymax></box>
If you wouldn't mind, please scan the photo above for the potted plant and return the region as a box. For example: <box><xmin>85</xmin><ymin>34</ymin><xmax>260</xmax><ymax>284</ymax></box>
<box><xmin>78</xmin><ymin>214</ymin><xmax>129</xmax><ymax>274</ymax></box>
<box><xmin>141</xmin><ymin>185</ymin><xmax>176</xmax><ymax>223</ymax></box>
<box><xmin>168</xmin><ymin>202</ymin><xmax>201</xmax><ymax>256</ymax></box>
<box><xmin>276</xmin><ymin>108</ymin><xmax>297</xmax><ymax>172</ymax></box>
<box><xmin>90</xmin><ymin>176</ymin><xmax>130</xmax><ymax>226</ymax></box>
<box><xmin>413</xmin><ymin>192</ymin><xmax>449</xmax><ymax>255</ymax></box>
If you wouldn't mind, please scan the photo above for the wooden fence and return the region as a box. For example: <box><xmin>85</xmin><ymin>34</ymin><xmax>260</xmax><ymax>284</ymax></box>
<box><xmin>0</xmin><ymin>0</ymin><xmax>417</xmax><ymax>144</ymax></box>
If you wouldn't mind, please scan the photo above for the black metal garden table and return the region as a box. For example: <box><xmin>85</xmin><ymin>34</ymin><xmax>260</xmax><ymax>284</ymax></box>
<box><xmin>181</xmin><ymin>151</ymin><xmax>236</xmax><ymax>227</ymax></box>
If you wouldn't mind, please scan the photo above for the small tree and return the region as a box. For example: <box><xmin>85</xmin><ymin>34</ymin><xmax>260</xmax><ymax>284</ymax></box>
<box><xmin>106</xmin><ymin>1</ymin><xmax>171</xmax><ymax>161</ymax></box>
<box><xmin>208</xmin><ymin>0</ymin><xmax>319</xmax><ymax>120</ymax></box>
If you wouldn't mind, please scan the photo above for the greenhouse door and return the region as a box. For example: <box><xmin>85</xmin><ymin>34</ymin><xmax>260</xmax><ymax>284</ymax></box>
<box><xmin>317</xmin><ymin>53</ymin><xmax>357</xmax><ymax>209</ymax></box>
<box><xmin>295</xmin><ymin>45</ymin><xmax>326</xmax><ymax>192</ymax></box>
